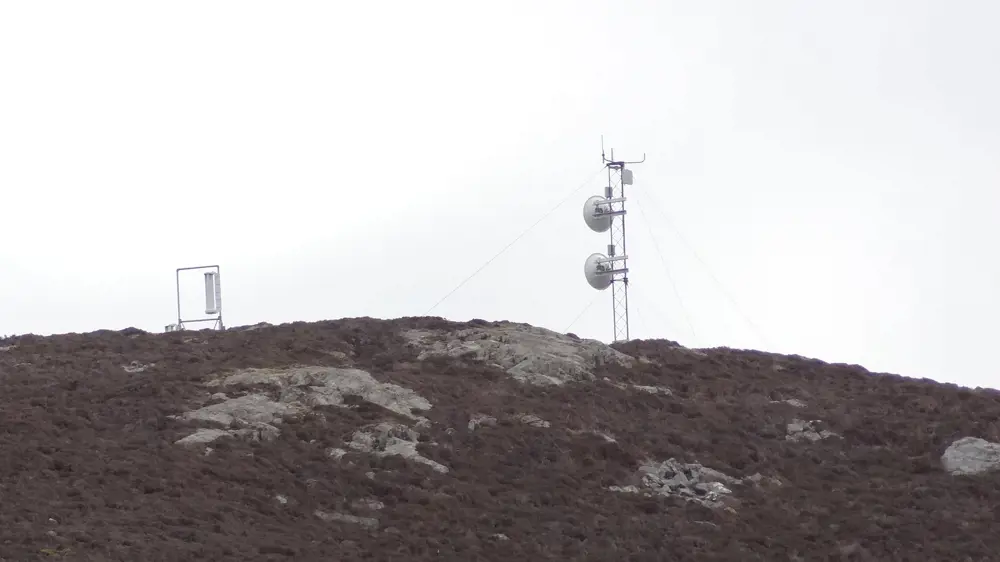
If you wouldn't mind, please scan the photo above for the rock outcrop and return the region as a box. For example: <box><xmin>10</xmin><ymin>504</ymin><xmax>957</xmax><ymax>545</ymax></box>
<box><xmin>174</xmin><ymin>366</ymin><xmax>432</xmax><ymax>445</ymax></box>
<box><xmin>346</xmin><ymin>422</ymin><xmax>449</xmax><ymax>474</ymax></box>
<box><xmin>785</xmin><ymin>418</ymin><xmax>840</xmax><ymax>442</ymax></box>
<box><xmin>403</xmin><ymin>322</ymin><xmax>633</xmax><ymax>385</ymax></box>
<box><xmin>207</xmin><ymin>366</ymin><xmax>431</xmax><ymax>419</ymax></box>
<box><xmin>611</xmin><ymin>458</ymin><xmax>743</xmax><ymax>509</ymax></box>
<box><xmin>941</xmin><ymin>436</ymin><xmax>1000</xmax><ymax>475</ymax></box>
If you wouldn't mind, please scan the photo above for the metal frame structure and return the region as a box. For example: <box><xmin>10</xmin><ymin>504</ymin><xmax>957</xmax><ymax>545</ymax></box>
<box><xmin>171</xmin><ymin>264</ymin><xmax>224</xmax><ymax>331</ymax></box>
<box><xmin>585</xmin><ymin>139</ymin><xmax>644</xmax><ymax>343</ymax></box>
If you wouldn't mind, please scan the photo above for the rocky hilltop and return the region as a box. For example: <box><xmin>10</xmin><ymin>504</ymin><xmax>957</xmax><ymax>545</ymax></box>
<box><xmin>1</xmin><ymin>317</ymin><xmax>999</xmax><ymax>561</ymax></box>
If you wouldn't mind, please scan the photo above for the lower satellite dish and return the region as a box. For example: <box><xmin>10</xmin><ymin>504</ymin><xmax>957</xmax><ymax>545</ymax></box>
<box><xmin>584</xmin><ymin>253</ymin><xmax>613</xmax><ymax>290</ymax></box>
<box><xmin>583</xmin><ymin>196</ymin><xmax>612</xmax><ymax>233</ymax></box>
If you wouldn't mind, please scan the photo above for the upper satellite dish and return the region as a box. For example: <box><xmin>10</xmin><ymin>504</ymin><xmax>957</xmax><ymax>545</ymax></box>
<box><xmin>584</xmin><ymin>253</ymin><xmax>613</xmax><ymax>290</ymax></box>
<box><xmin>583</xmin><ymin>196</ymin><xmax>612</xmax><ymax>233</ymax></box>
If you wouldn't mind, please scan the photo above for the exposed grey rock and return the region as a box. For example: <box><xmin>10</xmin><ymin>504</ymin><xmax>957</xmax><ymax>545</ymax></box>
<box><xmin>403</xmin><ymin>324</ymin><xmax>633</xmax><ymax>386</ymax></box>
<box><xmin>348</xmin><ymin>422</ymin><xmax>449</xmax><ymax>474</ymax></box>
<box><xmin>786</xmin><ymin>418</ymin><xmax>839</xmax><ymax>442</ymax></box>
<box><xmin>617</xmin><ymin>459</ymin><xmax>742</xmax><ymax>509</ymax></box>
<box><xmin>694</xmin><ymin>481</ymin><xmax>733</xmax><ymax>496</ymax></box>
<box><xmin>745</xmin><ymin>472</ymin><xmax>783</xmax><ymax>488</ymax></box>
<box><xmin>322</xmin><ymin>350</ymin><xmax>350</xmax><ymax>361</ymax></box>
<box><xmin>234</xmin><ymin>322</ymin><xmax>274</xmax><ymax>332</ymax></box>
<box><xmin>175</xmin><ymin>428</ymin><xmax>233</xmax><ymax>446</ymax></box>
<box><xmin>210</xmin><ymin>366</ymin><xmax>431</xmax><ymax>420</ymax></box>
<box><xmin>514</xmin><ymin>413</ymin><xmax>551</xmax><ymax>428</ymax></box>
<box><xmin>770</xmin><ymin>398</ymin><xmax>807</xmax><ymax>408</ymax></box>
<box><xmin>181</xmin><ymin>393</ymin><xmax>302</xmax><ymax>427</ymax></box>
<box><xmin>122</xmin><ymin>361</ymin><xmax>154</xmax><ymax>373</ymax></box>
<box><xmin>697</xmin><ymin>466</ymin><xmax>739</xmax><ymax>485</ymax></box>
<box><xmin>314</xmin><ymin>510</ymin><xmax>379</xmax><ymax>530</ymax></box>
<box><xmin>633</xmin><ymin>385</ymin><xmax>673</xmax><ymax>396</ymax></box>
<box><xmin>174</xmin><ymin>367</ymin><xmax>433</xmax><ymax>446</ymax></box>
<box><xmin>569</xmin><ymin>428</ymin><xmax>616</xmax><ymax>443</ymax></box>
<box><xmin>173</xmin><ymin>422</ymin><xmax>280</xmax><ymax>446</ymax></box>
<box><xmin>351</xmin><ymin>498</ymin><xmax>385</xmax><ymax>511</ymax></box>
<box><xmin>468</xmin><ymin>413</ymin><xmax>497</xmax><ymax>431</ymax></box>
<box><xmin>238</xmin><ymin>422</ymin><xmax>280</xmax><ymax>442</ymax></box>
<box><xmin>604</xmin><ymin>378</ymin><xmax>672</xmax><ymax>396</ymax></box>
<box><xmin>608</xmin><ymin>485</ymin><xmax>642</xmax><ymax>494</ymax></box>
<box><xmin>942</xmin><ymin>437</ymin><xmax>1000</xmax><ymax>475</ymax></box>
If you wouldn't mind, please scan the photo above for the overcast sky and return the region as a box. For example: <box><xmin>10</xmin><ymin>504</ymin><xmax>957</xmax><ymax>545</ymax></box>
<box><xmin>1</xmin><ymin>1</ymin><xmax>997</xmax><ymax>389</ymax></box>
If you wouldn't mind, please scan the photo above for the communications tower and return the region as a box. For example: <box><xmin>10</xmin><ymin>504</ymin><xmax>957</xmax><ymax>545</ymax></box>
<box><xmin>582</xmin><ymin>140</ymin><xmax>644</xmax><ymax>342</ymax></box>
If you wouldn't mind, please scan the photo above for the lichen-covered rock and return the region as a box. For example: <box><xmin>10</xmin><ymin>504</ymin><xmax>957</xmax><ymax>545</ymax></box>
<box><xmin>632</xmin><ymin>384</ymin><xmax>672</xmax><ymax>395</ymax></box>
<box><xmin>403</xmin><ymin>323</ymin><xmax>633</xmax><ymax>386</ymax></box>
<box><xmin>174</xmin><ymin>367</ymin><xmax>432</xmax><ymax>446</ymax></box>
<box><xmin>770</xmin><ymin>398</ymin><xmax>807</xmax><ymax>408</ymax></box>
<box><xmin>605</xmin><ymin>378</ymin><xmax>672</xmax><ymax>395</ymax></box>
<box><xmin>786</xmin><ymin>419</ymin><xmax>839</xmax><ymax>442</ymax></box>
<box><xmin>314</xmin><ymin>510</ymin><xmax>379</xmax><ymax>530</ymax></box>
<box><xmin>181</xmin><ymin>393</ymin><xmax>302</xmax><ymax>427</ymax></box>
<box><xmin>941</xmin><ymin>437</ymin><xmax>1000</xmax><ymax>475</ymax></box>
<box><xmin>175</xmin><ymin>428</ymin><xmax>233</xmax><ymax>446</ymax></box>
<box><xmin>122</xmin><ymin>361</ymin><xmax>154</xmax><ymax>373</ymax></box>
<box><xmin>744</xmin><ymin>472</ymin><xmax>784</xmax><ymax>488</ymax></box>
<box><xmin>174</xmin><ymin>421</ymin><xmax>281</xmax><ymax>446</ymax></box>
<box><xmin>351</xmin><ymin>498</ymin><xmax>385</xmax><ymax>511</ymax></box>
<box><xmin>612</xmin><ymin>458</ymin><xmax>742</xmax><ymax>509</ymax></box>
<box><xmin>468</xmin><ymin>413</ymin><xmax>497</xmax><ymax>431</ymax></box>
<box><xmin>514</xmin><ymin>413</ymin><xmax>551</xmax><ymax>428</ymax></box>
<box><xmin>348</xmin><ymin>422</ymin><xmax>448</xmax><ymax>474</ymax></box>
<box><xmin>210</xmin><ymin>366</ymin><xmax>431</xmax><ymax>419</ymax></box>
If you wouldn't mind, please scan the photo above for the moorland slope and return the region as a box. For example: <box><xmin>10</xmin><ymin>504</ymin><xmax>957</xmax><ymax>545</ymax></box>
<box><xmin>0</xmin><ymin>317</ymin><xmax>998</xmax><ymax>561</ymax></box>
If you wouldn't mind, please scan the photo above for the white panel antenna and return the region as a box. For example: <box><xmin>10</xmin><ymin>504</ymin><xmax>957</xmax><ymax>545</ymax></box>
<box><xmin>168</xmin><ymin>265</ymin><xmax>224</xmax><ymax>332</ymax></box>
<box><xmin>581</xmin><ymin>138</ymin><xmax>645</xmax><ymax>342</ymax></box>
<box><xmin>204</xmin><ymin>272</ymin><xmax>218</xmax><ymax>315</ymax></box>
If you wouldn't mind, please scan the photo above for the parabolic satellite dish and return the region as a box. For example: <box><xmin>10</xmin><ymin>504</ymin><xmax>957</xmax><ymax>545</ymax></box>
<box><xmin>584</xmin><ymin>252</ymin><xmax>613</xmax><ymax>290</ymax></box>
<box><xmin>583</xmin><ymin>196</ymin><xmax>612</xmax><ymax>233</ymax></box>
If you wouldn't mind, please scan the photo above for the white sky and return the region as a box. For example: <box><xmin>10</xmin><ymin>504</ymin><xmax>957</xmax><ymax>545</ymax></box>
<box><xmin>1</xmin><ymin>1</ymin><xmax>997</xmax><ymax>389</ymax></box>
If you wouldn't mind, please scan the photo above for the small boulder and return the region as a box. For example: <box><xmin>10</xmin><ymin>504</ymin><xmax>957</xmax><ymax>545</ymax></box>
<box><xmin>514</xmin><ymin>413</ymin><xmax>551</xmax><ymax>428</ymax></box>
<box><xmin>468</xmin><ymin>413</ymin><xmax>498</xmax><ymax>431</ymax></box>
<box><xmin>786</xmin><ymin>419</ymin><xmax>839</xmax><ymax>442</ymax></box>
<box><xmin>942</xmin><ymin>437</ymin><xmax>1000</xmax><ymax>475</ymax></box>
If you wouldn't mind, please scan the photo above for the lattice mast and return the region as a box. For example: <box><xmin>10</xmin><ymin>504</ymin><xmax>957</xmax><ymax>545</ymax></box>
<box><xmin>606</xmin><ymin>154</ymin><xmax>630</xmax><ymax>342</ymax></box>
<box><xmin>582</xmin><ymin>139</ymin><xmax>645</xmax><ymax>343</ymax></box>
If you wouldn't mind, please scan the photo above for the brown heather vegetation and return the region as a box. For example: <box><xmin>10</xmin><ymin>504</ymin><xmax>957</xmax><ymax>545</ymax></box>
<box><xmin>0</xmin><ymin>317</ymin><xmax>999</xmax><ymax>561</ymax></box>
